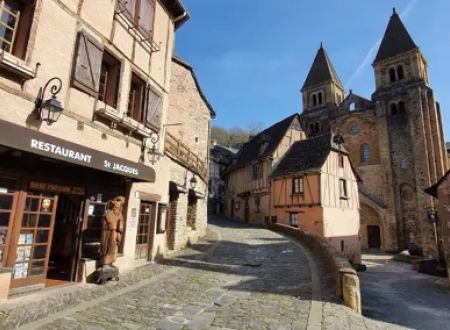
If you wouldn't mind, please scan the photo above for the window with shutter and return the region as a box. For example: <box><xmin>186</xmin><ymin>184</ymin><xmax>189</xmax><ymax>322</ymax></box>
<box><xmin>138</xmin><ymin>0</ymin><xmax>155</xmax><ymax>36</ymax></box>
<box><xmin>121</xmin><ymin>0</ymin><xmax>137</xmax><ymax>21</ymax></box>
<box><xmin>145</xmin><ymin>86</ymin><xmax>162</xmax><ymax>130</ymax></box>
<box><xmin>72</xmin><ymin>32</ymin><xmax>104</xmax><ymax>96</ymax></box>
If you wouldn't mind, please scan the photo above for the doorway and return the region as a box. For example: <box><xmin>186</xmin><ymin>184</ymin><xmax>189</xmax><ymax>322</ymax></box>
<box><xmin>135</xmin><ymin>201</ymin><xmax>155</xmax><ymax>260</ymax></box>
<box><xmin>47</xmin><ymin>194</ymin><xmax>83</xmax><ymax>284</ymax></box>
<box><xmin>367</xmin><ymin>225</ymin><xmax>381</xmax><ymax>249</ymax></box>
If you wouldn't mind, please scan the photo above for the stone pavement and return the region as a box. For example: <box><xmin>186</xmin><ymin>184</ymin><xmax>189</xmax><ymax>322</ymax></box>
<box><xmin>1</xmin><ymin>216</ymin><xmax>412</xmax><ymax>330</ymax></box>
<box><xmin>359</xmin><ymin>253</ymin><xmax>450</xmax><ymax>330</ymax></box>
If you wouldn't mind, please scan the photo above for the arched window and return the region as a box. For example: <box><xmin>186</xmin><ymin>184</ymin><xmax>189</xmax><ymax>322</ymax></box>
<box><xmin>360</xmin><ymin>144</ymin><xmax>370</xmax><ymax>164</ymax></box>
<box><xmin>315</xmin><ymin>122</ymin><xmax>320</xmax><ymax>133</ymax></box>
<box><xmin>398</xmin><ymin>101</ymin><xmax>405</xmax><ymax>114</ymax></box>
<box><xmin>318</xmin><ymin>92</ymin><xmax>323</xmax><ymax>105</ymax></box>
<box><xmin>397</xmin><ymin>65</ymin><xmax>404</xmax><ymax>80</ymax></box>
<box><xmin>390</xmin><ymin>103</ymin><xmax>398</xmax><ymax>116</ymax></box>
<box><xmin>389</xmin><ymin>68</ymin><xmax>396</xmax><ymax>82</ymax></box>
<box><xmin>312</xmin><ymin>94</ymin><xmax>317</xmax><ymax>106</ymax></box>
<box><xmin>349</xmin><ymin>102</ymin><xmax>356</xmax><ymax>111</ymax></box>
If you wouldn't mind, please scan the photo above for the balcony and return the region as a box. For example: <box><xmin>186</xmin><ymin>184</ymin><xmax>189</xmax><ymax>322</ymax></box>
<box><xmin>164</xmin><ymin>132</ymin><xmax>208</xmax><ymax>181</ymax></box>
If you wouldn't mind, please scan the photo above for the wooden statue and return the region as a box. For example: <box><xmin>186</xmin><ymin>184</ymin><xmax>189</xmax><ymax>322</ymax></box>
<box><xmin>100</xmin><ymin>196</ymin><xmax>125</xmax><ymax>267</ymax></box>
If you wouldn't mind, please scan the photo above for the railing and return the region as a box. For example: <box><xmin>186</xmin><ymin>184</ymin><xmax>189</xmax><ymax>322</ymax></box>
<box><xmin>164</xmin><ymin>132</ymin><xmax>208</xmax><ymax>181</ymax></box>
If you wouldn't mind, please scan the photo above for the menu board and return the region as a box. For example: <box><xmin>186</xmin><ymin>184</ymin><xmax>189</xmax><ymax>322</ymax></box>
<box><xmin>13</xmin><ymin>232</ymin><xmax>34</xmax><ymax>279</ymax></box>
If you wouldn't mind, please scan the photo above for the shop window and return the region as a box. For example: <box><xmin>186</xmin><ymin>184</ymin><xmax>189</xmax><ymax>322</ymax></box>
<box><xmin>98</xmin><ymin>50</ymin><xmax>121</xmax><ymax>108</ymax></box>
<box><xmin>289</xmin><ymin>212</ymin><xmax>298</xmax><ymax>228</ymax></box>
<box><xmin>120</xmin><ymin>0</ymin><xmax>156</xmax><ymax>37</ymax></box>
<box><xmin>360</xmin><ymin>144</ymin><xmax>370</xmax><ymax>164</ymax></box>
<box><xmin>339</xmin><ymin>179</ymin><xmax>348</xmax><ymax>199</ymax></box>
<box><xmin>0</xmin><ymin>0</ymin><xmax>35</xmax><ymax>60</ymax></box>
<box><xmin>128</xmin><ymin>73</ymin><xmax>146</xmax><ymax>122</ymax></box>
<box><xmin>156</xmin><ymin>204</ymin><xmax>167</xmax><ymax>234</ymax></box>
<box><xmin>338</xmin><ymin>154</ymin><xmax>344</xmax><ymax>168</ymax></box>
<box><xmin>292</xmin><ymin>177</ymin><xmax>304</xmax><ymax>194</ymax></box>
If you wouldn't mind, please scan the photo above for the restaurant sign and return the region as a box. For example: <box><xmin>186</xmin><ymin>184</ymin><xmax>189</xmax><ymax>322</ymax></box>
<box><xmin>0</xmin><ymin>119</ymin><xmax>155</xmax><ymax>182</ymax></box>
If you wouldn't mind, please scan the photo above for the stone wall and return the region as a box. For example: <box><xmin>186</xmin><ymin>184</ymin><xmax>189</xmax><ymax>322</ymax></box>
<box><xmin>269</xmin><ymin>223</ymin><xmax>361</xmax><ymax>313</ymax></box>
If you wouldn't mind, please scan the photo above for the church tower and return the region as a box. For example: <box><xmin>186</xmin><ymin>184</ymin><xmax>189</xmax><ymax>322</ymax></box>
<box><xmin>300</xmin><ymin>44</ymin><xmax>344</xmax><ymax>136</ymax></box>
<box><xmin>372</xmin><ymin>9</ymin><xmax>448</xmax><ymax>256</ymax></box>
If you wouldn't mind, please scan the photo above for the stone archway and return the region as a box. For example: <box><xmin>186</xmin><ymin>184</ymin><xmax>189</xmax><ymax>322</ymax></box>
<box><xmin>360</xmin><ymin>201</ymin><xmax>385</xmax><ymax>251</ymax></box>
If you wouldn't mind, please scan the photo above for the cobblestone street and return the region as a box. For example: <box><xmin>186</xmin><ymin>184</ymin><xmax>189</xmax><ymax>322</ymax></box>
<box><xmin>0</xmin><ymin>216</ymin><xmax>411</xmax><ymax>330</ymax></box>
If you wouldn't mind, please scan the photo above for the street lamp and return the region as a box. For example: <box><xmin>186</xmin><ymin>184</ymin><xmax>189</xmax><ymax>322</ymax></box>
<box><xmin>190</xmin><ymin>175</ymin><xmax>198</xmax><ymax>190</ymax></box>
<box><xmin>146</xmin><ymin>132</ymin><xmax>160</xmax><ymax>165</ymax></box>
<box><xmin>35</xmin><ymin>77</ymin><xmax>64</xmax><ymax>125</ymax></box>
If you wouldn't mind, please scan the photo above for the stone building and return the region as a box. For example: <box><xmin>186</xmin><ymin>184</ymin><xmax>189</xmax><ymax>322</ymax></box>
<box><xmin>270</xmin><ymin>134</ymin><xmax>361</xmax><ymax>261</ymax></box>
<box><xmin>425</xmin><ymin>170</ymin><xmax>450</xmax><ymax>286</ymax></box>
<box><xmin>0</xmin><ymin>0</ymin><xmax>213</xmax><ymax>299</ymax></box>
<box><xmin>224</xmin><ymin>114</ymin><xmax>305</xmax><ymax>224</ymax></box>
<box><xmin>208</xmin><ymin>142</ymin><xmax>237</xmax><ymax>215</ymax></box>
<box><xmin>299</xmin><ymin>9</ymin><xmax>448</xmax><ymax>257</ymax></box>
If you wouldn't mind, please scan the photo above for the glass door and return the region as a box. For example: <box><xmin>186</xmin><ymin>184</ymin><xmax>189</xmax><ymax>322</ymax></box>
<box><xmin>8</xmin><ymin>193</ymin><xmax>58</xmax><ymax>289</ymax></box>
<box><xmin>135</xmin><ymin>202</ymin><xmax>153</xmax><ymax>260</ymax></box>
<box><xmin>0</xmin><ymin>191</ymin><xmax>18</xmax><ymax>267</ymax></box>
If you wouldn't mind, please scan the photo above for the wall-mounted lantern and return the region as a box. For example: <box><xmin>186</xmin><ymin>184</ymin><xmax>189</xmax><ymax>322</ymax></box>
<box><xmin>35</xmin><ymin>77</ymin><xmax>64</xmax><ymax>125</ymax></box>
<box><xmin>190</xmin><ymin>175</ymin><xmax>198</xmax><ymax>190</ymax></box>
<box><xmin>146</xmin><ymin>132</ymin><xmax>160</xmax><ymax>165</ymax></box>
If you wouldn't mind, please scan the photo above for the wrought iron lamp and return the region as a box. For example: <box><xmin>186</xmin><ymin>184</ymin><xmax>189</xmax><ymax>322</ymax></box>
<box><xmin>146</xmin><ymin>132</ymin><xmax>160</xmax><ymax>165</ymax></box>
<box><xmin>35</xmin><ymin>77</ymin><xmax>64</xmax><ymax>125</ymax></box>
<box><xmin>190</xmin><ymin>175</ymin><xmax>198</xmax><ymax>190</ymax></box>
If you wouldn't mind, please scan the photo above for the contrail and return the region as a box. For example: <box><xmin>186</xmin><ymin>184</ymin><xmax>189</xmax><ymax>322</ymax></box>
<box><xmin>345</xmin><ymin>0</ymin><xmax>417</xmax><ymax>90</ymax></box>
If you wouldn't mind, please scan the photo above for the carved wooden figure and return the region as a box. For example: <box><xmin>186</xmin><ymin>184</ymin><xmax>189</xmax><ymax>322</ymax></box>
<box><xmin>100</xmin><ymin>196</ymin><xmax>125</xmax><ymax>266</ymax></box>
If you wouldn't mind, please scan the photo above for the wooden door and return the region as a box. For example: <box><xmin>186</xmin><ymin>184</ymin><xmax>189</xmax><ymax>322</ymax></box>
<box><xmin>0</xmin><ymin>191</ymin><xmax>19</xmax><ymax>268</ymax></box>
<box><xmin>8</xmin><ymin>193</ymin><xmax>58</xmax><ymax>288</ymax></box>
<box><xmin>367</xmin><ymin>225</ymin><xmax>381</xmax><ymax>249</ymax></box>
<box><xmin>135</xmin><ymin>202</ymin><xmax>154</xmax><ymax>260</ymax></box>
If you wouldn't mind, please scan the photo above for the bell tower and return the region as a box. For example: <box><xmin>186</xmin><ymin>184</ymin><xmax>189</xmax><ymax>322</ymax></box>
<box><xmin>372</xmin><ymin>8</ymin><xmax>448</xmax><ymax>257</ymax></box>
<box><xmin>300</xmin><ymin>44</ymin><xmax>344</xmax><ymax>136</ymax></box>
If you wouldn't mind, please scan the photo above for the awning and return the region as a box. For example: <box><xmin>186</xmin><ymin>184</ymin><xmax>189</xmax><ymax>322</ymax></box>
<box><xmin>189</xmin><ymin>189</ymin><xmax>205</xmax><ymax>199</ymax></box>
<box><xmin>169</xmin><ymin>181</ymin><xmax>187</xmax><ymax>194</ymax></box>
<box><xmin>0</xmin><ymin>119</ymin><xmax>155</xmax><ymax>182</ymax></box>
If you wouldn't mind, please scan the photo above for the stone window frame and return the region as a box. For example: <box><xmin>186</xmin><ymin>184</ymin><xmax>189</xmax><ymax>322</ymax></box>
<box><xmin>349</xmin><ymin>123</ymin><xmax>360</xmax><ymax>135</ymax></box>
<box><xmin>360</xmin><ymin>143</ymin><xmax>371</xmax><ymax>164</ymax></box>
<box><xmin>400</xmin><ymin>159</ymin><xmax>408</xmax><ymax>169</ymax></box>
<box><xmin>388</xmin><ymin>64</ymin><xmax>405</xmax><ymax>83</ymax></box>
<box><xmin>339</xmin><ymin>179</ymin><xmax>348</xmax><ymax>199</ymax></box>
<box><xmin>311</xmin><ymin>90</ymin><xmax>324</xmax><ymax>107</ymax></box>
<box><xmin>338</xmin><ymin>154</ymin><xmax>344</xmax><ymax>168</ymax></box>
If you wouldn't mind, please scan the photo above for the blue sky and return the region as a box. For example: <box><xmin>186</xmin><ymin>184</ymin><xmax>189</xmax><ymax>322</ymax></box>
<box><xmin>175</xmin><ymin>0</ymin><xmax>449</xmax><ymax>140</ymax></box>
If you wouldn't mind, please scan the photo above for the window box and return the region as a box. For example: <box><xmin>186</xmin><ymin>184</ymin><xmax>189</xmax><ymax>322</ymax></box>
<box><xmin>0</xmin><ymin>50</ymin><xmax>35</xmax><ymax>80</ymax></box>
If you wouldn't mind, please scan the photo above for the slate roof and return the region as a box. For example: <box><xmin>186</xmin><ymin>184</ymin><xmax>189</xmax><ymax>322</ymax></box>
<box><xmin>374</xmin><ymin>9</ymin><xmax>418</xmax><ymax>63</ymax></box>
<box><xmin>227</xmin><ymin>114</ymin><xmax>299</xmax><ymax>171</ymax></box>
<box><xmin>271</xmin><ymin>133</ymin><xmax>345</xmax><ymax>177</ymax></box>
<box><xmin>302</xmin><ymin>45</ymin><xmax>343</xmax><ymax>90</ymax></box>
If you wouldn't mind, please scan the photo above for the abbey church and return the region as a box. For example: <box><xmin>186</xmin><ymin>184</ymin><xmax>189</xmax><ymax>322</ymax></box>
<box><xmin>299</xmin><ymin>9</ymin><xmax>448</xmax><ymax>257</ymax></box>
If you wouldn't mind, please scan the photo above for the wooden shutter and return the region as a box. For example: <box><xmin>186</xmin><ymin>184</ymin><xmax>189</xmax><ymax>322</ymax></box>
<box><xmin>145</xmin><ymin>86</ymin><xmax>162</xmax><ymax>130</ymax></box>
<box><xmin>138</xmin><ymin>0</ymin><xmax>155</xmax><ymax>36</ymax></box>
<box><xmin>72</xmin><ymin>32</ymin><xmax>104</xmax><ymax>96</ymax></box>
<box><xmin>122</xmin><ymin>0</ymin><xmax>137</xmax><ymax>21</ymax></box>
